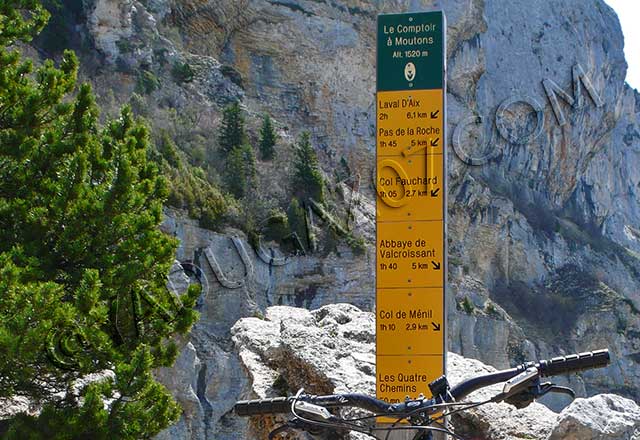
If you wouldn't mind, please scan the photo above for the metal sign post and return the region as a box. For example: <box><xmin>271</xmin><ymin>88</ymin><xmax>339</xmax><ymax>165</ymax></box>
<box><xmin>375</xmin><ymin>10</ymin><xmax>447</xmax><ymax>427</ymax></box>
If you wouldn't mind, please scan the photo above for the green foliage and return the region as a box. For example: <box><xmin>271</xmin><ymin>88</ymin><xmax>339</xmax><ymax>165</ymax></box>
<box><xmin>153</xmin><ymin>133</ymin><xmax>228</xmax><ymax>230</ymax></box>
<box><xmin>345</xmin><ymin>234</ymin><xmax>366</xmax><ymax>256</ymax></box>
<box><xmin>218</xmin><ymin>101</ymin><xmax>246</xmax><ymax>155</ymax></box>
<box><xmin>5</xmin><ymin>345</ymin><xmax>183</xmax><ymax>440</ymax></box>
<box><xmin>171</xmin><ymin>61</ymin><xmax>195</xmax><ymax>84</ymax></box>
<box><xmin>263</xmin><ymin>209</ymin><xmax>289</xmax><ymax>242</ymax></box>
<box><xmin>292</xmin><ymin>132</ymin><xmax>324</xmax><ymax>203</ymax></box>
<box><xmin>136</xmin><ymin>70</ymin><xmax>160</xmax><ymax>95</ymax></box>
<box><xmin>460</xmin><ymin>296</ymin><xmax>475</xmax><ymax>314</ymax></box>
<box><xmin>485</xmin><ymin>302</ymin><xmax>499</xmax><ymax>317</ymax></box>
<box><xmin>224</xmin><ymin>144</ymin><xmax>257</xmax><ymax>199</ymax></box>
<box><xmin>259</xmin><ymin>114</ymin><xmax>277</xmax><ymax>160</ymax></box>
<box><xmin>0</xmin><ymin>255</ymin><xmax>77</xmax><ymax>399</ymax></box>
<box><xmin>158</xmin><ymin>131</ymin><xmax>181</xmax><ymax>168</ymax></box>
<box><xmin>0</xmin><ymin>5</ymin><xmax>198</xmax><ymax>437</ymax></box>
<box><xmin>0</xmin><ymin>0</ymin><xmax>48</xmax><ymax>46</ymax></box>
<box><xmin>287</xmin><ymin>198</ymin><xmax>308</xmax><ymax>249</ymax></box>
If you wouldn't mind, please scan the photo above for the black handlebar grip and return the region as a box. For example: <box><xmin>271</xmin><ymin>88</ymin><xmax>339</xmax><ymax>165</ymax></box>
<box><xmin>538</xmin><ymin>349</ymin><xmax>610</xmax><ymax>377</ymax></box>
<box><xmin>234</xmin><ymin>397</ymin><xmax>294</xmax><ymax>416</ymax></box>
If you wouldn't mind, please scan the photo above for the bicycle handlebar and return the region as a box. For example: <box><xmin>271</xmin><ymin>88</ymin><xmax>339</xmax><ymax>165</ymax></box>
<box><xmin>235</xmin><ymin>393</ymin><xmax>394</xmax><ymax>417</ymax></box>
<box><xmin>235</xmin><ymin>396</ymin><xmax>295</xmax><ymax>416</ymax></box>
<box><xmin>234</xmin><ymin>349</ymin><xmax>610</xmax><ymax>417</ymax></box>
<box><xmin>449</xmin><ymin>349</ymin><xmax>610</xmax><ymax>400</ymax></box>
<box><xmin>537</xmin><ymin>349</ymin><xmax>610</xmax><ymax>377</ymax></box>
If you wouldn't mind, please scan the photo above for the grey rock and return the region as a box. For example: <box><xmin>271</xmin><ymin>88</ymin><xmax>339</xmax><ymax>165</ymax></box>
<box><xmin>155</xmin><ymin>342</ymin><xmax>204</xmax><ymax>440</ymax></box>
<box><xmin>86</xmin><ymin>0</ymin><xmax>134</xmax><ymax>62</ymax></box>
<box><xmin>0</xmin><ymin>396</ymin><xmax>32</xmax><ymax>419</ymax></box>
<box><xmin>167</xmin><ymin>259</ymin><xmax>191</xmax><ymax>294</ymax></box>
<box><xmin>549</xmin><ymin>394</ymin><xmax>640</xmax><ymax>440</ymax></box>
<box><xmin>230</xmin><ymin>304</ymin><xmax>378</xmax><ymax>439</ymax></box>
<box><xmin>447</xmin><ymin>352</ymin><xmax>559</xmax><ymax>440</ymax></box>
<box><xmin>231</xmin><ymin>304</ymin><xmax>640</xmax><ymax>440</ymax></box>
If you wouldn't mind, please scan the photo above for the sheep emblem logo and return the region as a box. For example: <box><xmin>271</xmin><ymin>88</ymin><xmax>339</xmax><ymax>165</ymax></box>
<box><xmin>404</xmin><ymin>62</ymin><xmax>416</xmax><ymax>82</ymax></box>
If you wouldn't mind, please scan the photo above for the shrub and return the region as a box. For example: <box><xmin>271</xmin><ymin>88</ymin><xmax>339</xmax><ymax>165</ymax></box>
<box><xmin>136</xmin><ymin>70</ymin><xmax>160</xmax><ymax>94</ymax></box>
<box><xmin>263</xmin><ymin>209</ymin><xmax>290</xmax><ymax>242</ymax></box>
<box><xmin>151</xmin><ymin>135</ymin><xmax>228</xmax><ymax>230</ymax></box>
<box><xmin>461</xmin><ymin>296</ymin><xmax>475</xmax><ymax>314</ymax></box>
<box><xmin>287</xmin><ymin>198</ymin><xmax>308</xmax><ymax>250</ymax></box>
<box><xmin>171</xmin><ymin>61</ymin><xmax>195</xmax><ymax>84</ymax></box>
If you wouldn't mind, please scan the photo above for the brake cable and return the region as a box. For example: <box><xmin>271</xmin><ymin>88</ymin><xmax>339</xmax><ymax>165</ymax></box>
<box><xmin>287</xmin><ymin>390</ymin><xmax>457</xmax><ymax>439</ymax></box>
<box><xmin>285</xmin><ymin>388</ymin><xmax>490</xmax><ymax>440</ymax></box>
<box><xmin>339</xmin><ymin>400</ymin><xmax>487</xmax><ymax>423</ymax></box>
<box><xmin>289</xmin><ymin>389</ymin><xmax>373</xmax><ymax>435</ymax></box>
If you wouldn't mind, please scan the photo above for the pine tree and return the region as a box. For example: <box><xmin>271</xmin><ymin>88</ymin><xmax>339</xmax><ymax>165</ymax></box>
<box><xmin>0</xmin><ymin>2</ymin><xmax>199</xmax><ymax>437</ymax></box>
<box><xmin>292</xmin><ymin>132</ymin><xmax>324</xmax><ymax>203</ymax></box>
<box><xmin>218</xmin><ymin>101</ymin><xmax>246</xmax><ymax>155</ymax></box>
<box><xmin>224</xmin><ymin>144</ymin><xmax>257</xmax><ymax>198</ymax></box>
<box><xmin>258</xmin><ymin>114</ymin><xmax>277</xmax><ymax>160</ymax></box>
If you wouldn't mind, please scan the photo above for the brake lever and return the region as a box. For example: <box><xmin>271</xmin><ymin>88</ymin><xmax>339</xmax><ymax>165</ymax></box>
<box><xmin>537</xmin><ymin>382</ymin><xmax>576</xmax><ymax>399</ymax></box>
<box><xmin>502</xmin><ymin>381</ymin><xmax>576</xmax><ymax>409</ymax></box>
<box><xmin>492</xmin><ymin>367</ymin><xmax>539</xmax><ymax>404</ymax></box>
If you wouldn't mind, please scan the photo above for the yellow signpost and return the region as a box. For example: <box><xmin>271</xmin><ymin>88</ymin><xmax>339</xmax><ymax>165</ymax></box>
<box><xmin>376</xmin><ymin>11</ymin><xmax>446</xmax><ymax>408</ymax></box>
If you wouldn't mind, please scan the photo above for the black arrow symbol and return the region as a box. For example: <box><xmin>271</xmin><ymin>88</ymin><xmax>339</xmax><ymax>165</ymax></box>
<box><xmin>432</xmin><ymin>322</ymin><xmax>441</xmax><ymax>331</ymax></box>
<box><xmin>430</xmin><ymin>188</ymin><xmax>440</xmax><ymax>197</ymax></box>
<box><xmin>431</xmin><ymin>261</ymin><xmax>441</xmax><ymax>270</ymax></box>
<box><xmin>430</xmin><ymin>110</ymin><xmax>439</xmax><ymax>119</ymax></box>
<box><xmin>430</xmin><ymin>137</ymin><xmax>439</xmax><ymax>147</ymax></box>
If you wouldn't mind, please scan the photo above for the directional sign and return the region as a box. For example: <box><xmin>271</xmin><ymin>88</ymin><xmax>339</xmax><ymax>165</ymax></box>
<box><xmin>377</xmin><ymin>288</ymin><xmax>444</xmax><ymax>356</ymax></box>
<box><xmin>377</xmin><ymin>221</ymin><xmax>443</xmax><ymax>288</ymax></box>
<box><xmin>376</xmin><ymin>11</ymin><xmax>446</xmax><ymax>407</ymax></box>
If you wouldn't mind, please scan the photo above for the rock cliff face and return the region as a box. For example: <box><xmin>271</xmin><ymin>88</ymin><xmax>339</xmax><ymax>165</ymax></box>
<box><xmin>155</xmin><ymin>210</ymin><xmax>376</xmax><ymax>439</ymax></box>
<box><xmin>55</xmin><ymin>0</ymin><xmax>640</xmax><ymax>437</ymax></box>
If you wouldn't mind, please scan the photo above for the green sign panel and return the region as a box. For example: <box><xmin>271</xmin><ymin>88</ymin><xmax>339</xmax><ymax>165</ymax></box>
<box><xmin>377</xmin><ymin>12</ymin><xmax>444</xmax><ymax>91</ymax></box>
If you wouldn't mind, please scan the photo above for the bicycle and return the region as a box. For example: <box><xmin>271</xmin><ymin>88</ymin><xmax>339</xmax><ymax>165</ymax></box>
<box><xmin>234</xmin><ymin>349</ymin><xmax>610</xmax><ymax>439</ymax></box>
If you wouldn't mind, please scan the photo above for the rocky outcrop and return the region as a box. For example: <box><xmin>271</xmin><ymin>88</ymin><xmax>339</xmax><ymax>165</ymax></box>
<box><xmin>0</xmin><ymin>397</ymin><xmax>32</xmax><ymax>419</ymax></box>
<box><xmin>549</xmin><ymin>394</ymin><xmax>640</xmax><ymax>440</ymax></box>
<box><xmin>155</xmin><ymin>211</ymin><xmax>376</xmax><ymax>439</ymax></box>
<box><xmin>85</xmin><ymin>0</ymin><xmax>135</xmax><ymax>62</ymax></box>
<box><xmin>230</xmin><ymin>304</ymin><xmax>640</xmax><ymax>440</ymax></box>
